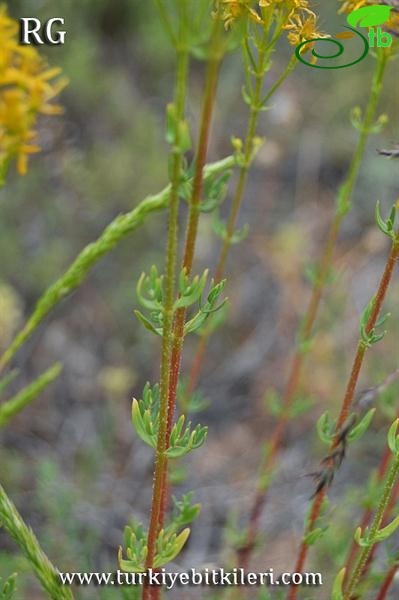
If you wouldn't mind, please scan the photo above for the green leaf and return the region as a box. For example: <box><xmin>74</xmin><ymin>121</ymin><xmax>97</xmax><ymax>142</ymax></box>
<box><xmin>133</xmin><ymin>310</ymin><xmax>162</xmax><ymax>336</ymax></box>
<box><xmin>0</xmin><ymin>574</ymin><xmax>17</xmax><ymax>600</ymax></box>
<box><xmin>131</xmin><ymin>397</ymin><xmax>158</xmax><ymax>449</ymax></box>
<box><xmin>303</xmin><ymin>527</ymin><xmax>325</xmax><ymax>546</ymax></box>
<box><xmin>230</xmin><ymin>223</ymin><xmax>250</xmax><ymax>245</ymax></box>
<box><xmin>184</xmin><ymin>280</ymin><xmax>227</xmax><ymax>336</ymax></box>
<box><xmin>331</xmin><ymin>568</ymin><xmax>346</xmax><ymax>600</ymax></box>
<box><xmin>118</xmin><ymin>524</ymin><xmax>147</xmax><ymax>573</ymax></box>
<box><xmin>354</xmin><ymin>526</ymin><xmax>369</xmax><ymax>548</ymax></box>
<box><xmin>166</xmin><ymin>103</ymin><xmax>178</xmax><ymax>145</ymax></box>
<box><xmin>136</xmin><ymin>268</ymin><xmax>164</xmax><ymax>312</ymax></box>
<box><xmin>171</xmin><ymin>493</ymin><xmax>201</xmax><ymax>529</ymax></box>
<box><xmin>132</xmin><ymin>399</ymin><xmax>150</xmax><ymax>446</ymax></box>
<box><xmin>290</xmin><ymin>395</ymin><xmax>314</xmax><ymax>419</ymax></box>
<box><xmin>347</xmin><ymin>409</ymin><xmax>376</xmax><ymax>443</ymax></box>
<box><xmin>166</xmin><ymin>419</ymin><xmax>208</xmax><ymax>458</ymax></box>
<box><xmin>347</xmin><ymin>5</ymin><xmax>392</xmax><ymax>28</ymax></box>
<box><xmin>200</xmin><ymin>171</ymin><xmax>232</xmax><ymax>213</ymax></box>
<box><xmin>374</xmin><ymin>514</ymin><xmax>399</xmax><ymax>543</ymax></box>
<box><xmin>153</xmin><ymin>528</ymin><xmax>190</xmax><ymax>568</ymax></box>
<box><xmin>174</xmin><ymin>270</ymin><xmax>208</xmax><ymax>310</ymax></box>
<box><xmin>265</xmin><ymin>389</ymin><xmax>282</xmax><ymax>417</ymax></box>
<box><xmin>375</xmin><ymin>201</ymin><xmax>396</xmax><ymax>240</ymax></box>
<box><xmin>317</xmin><ymin>412</ymin><xmax>335</xmax><ymax>445</ymax></box>
<box><xmin>387</xmin><ymin>418</ymin><xmax>399</xmax><ymax>455</ymax></box>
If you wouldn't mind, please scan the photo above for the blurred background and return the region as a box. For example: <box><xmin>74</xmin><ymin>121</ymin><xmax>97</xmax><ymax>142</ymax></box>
<box><xmin>1</xmin><ymin>1</ymin><xmax>399</xmax><ymax>598</ymax></box>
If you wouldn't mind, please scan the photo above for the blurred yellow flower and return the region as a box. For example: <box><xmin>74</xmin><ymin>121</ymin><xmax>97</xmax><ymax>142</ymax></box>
<box><xmin>259</xmin><ymin>0</ymin><xmax>311</xmax><ymax>13</ymax></box>
<box><xmin>284</xmin><ymin>9</ymin><xmax>329</xmax><ymax>52</ymax></box>
<box><xmin>220</xmin><ymin>0</ymin><xmax>263</xmax><ymax>28</ymax></box>
<box><xmin>386</xmin><ymin>10</ymin><xmax>399</xmax><ymax>37</ymax></box>
<box><xmin>0</xmin><ymin>4</ymin><xmax>67</xmax><ymax>178</ymax></box>
<box><xmin>338</xmin><ymin>0</ymin><xmax>370</xmax><ymax>14</ymax></box>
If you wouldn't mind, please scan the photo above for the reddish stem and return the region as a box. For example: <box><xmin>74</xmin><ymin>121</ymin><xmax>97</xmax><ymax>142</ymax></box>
<box><xmin>376</xmin><ymin>562</ymin><xmax>399</xmax><ymax>600</ymax></box>
<box><xmin>156</xmin><ymin>23</ymin><xmax>224</xmax><ymax>554</ymax></box>
<box><xmin>287</xmin><ymin>241</ymin><xmax>399</xmax><ymax>600</ymax></box>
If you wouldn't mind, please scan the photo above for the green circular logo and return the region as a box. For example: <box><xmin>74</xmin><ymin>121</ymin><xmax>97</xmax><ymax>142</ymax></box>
<box><xmin>295</xmin><ymin>26</ymin><xmax>369</xmax><ymax>69</ymax></box>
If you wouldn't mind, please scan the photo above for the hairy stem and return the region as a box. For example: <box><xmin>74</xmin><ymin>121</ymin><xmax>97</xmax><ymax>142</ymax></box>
<box><xmin>143</xmin><ymin>6</ymin><xmax>225</xmax><ymax>598</ymax></box>
<box><xmin>163</xmin><ymin>14</ymin><xmax>224</xmax><ymax>479</ymax></box>
<box><xmin>345</xmin><ymin>453</ymin><xmax>399</xmax><ymax>599</ymax></box>
<box><xmin>287</xmin><ymin>234</ymin><xmax>399</xmax><ymax>600</ymax></box>
<box><xmin>143</xmin><ymin>8</ymin><xmax>189</xmax><ymax>599</ymax></box>
<box><xmin>343</xmin><ymin>445</ymin><xmax>392</xmax><ymax>584</ymax></box>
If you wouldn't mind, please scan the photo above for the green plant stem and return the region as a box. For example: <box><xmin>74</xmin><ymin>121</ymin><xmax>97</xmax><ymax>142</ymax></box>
<box><xmin>188</xmin><ymin>52</ymin><xmax>298</xmax><ymax>395</ymax></box>
<box><xmin>287</xmin><ymin>233</ymin><xmax>399</xmax><ymax>600</ymax></box>
<box><xmin>0</xmin><ymin>363</ymin><xmax>62</xmax><ymax>428</ymax></box>
<box><xmin>345</xmin><ymin>454</ymin><xmax>399</xmax><ymax>599</ymax></box>
<box><xmin>0</xmin><ymin>156</ymin><xmax>234</xmax><ymax>374</ymax></box>
<box><xmin>343</xmin><ymin>444</ymin><xmax>392</xmax><ymax>584</ymax></box>
<box><xmin>336</xmin><ymin>47</ymin><xmax>389</xmax><ymax>216</ymax></box>
<box><xmin>343</xmin><ymin>370</ymin><xmax>399</xmax><ymax>581</ymax></box>
<box><xmin>164</xmin><ymin>14</ymin><xmax>224</xmax><ymax>451</ymax></box>
<box><xmin>143</xmin><ymin>16</ymin><xmax>189</xmax><ymax>599</ymax></box>
<box><xmin>236</xmin><ymin>46</ymin><xmax>388</xmax><ymax>571</ymax></box>
<box><xmin>142</xmin><ymin>14</ymin><xmax>224</xmax><ymax>600</ymax></box>
<box><xmin>0</xmin><ymin>484</ymin><xmax>74</xmax><ymax>600</ymax></box>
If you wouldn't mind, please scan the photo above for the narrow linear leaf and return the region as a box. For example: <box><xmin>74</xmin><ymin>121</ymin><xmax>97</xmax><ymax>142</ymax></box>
<box><xmin>0</xmin><ymin>485</ymin><xmax>74</xmax><ymax>600</ymax></box>
<box><xmin>374</xmin><ymin>514</ymin><xmax>399</xmax><ymax>543</ymax></box>
<box><xmin>0</xmin><ymin>156</ymin><xmax>235</xmax><ymax>370</ymax></box>
<box><xmin>347</xmin><ymin>408</ymin><xmax>376</xmax><ymax>443</ymax></box>
<box><xmin>153</xmin><ymin>528</ymin><xmax>190</xmax><ymax>568</ymax></box>
<box><xmin>0</xmin><ymin>363</ymin><xmax>62</xmax><ymax>428</ymax></box>
<box><xmin>331</xmin><ymin>568</ymin><xmax>346</xmax><ymax>600</ymax></box>
<box><xmin>387</xmin><ymin>419</ymin><xmax>399</xmax><ymax>455</ymax></box>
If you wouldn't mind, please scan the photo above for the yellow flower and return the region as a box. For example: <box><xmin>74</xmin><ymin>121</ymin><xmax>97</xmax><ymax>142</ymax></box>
<box><xmin>259</xmin><ymin>0</ymin><xmax>310</xmax><ymax>12</ymax></box>
<box><xmin>386</xmin><ymin>10</ymin><xmax>399</xmax><ymax>38</ymax></box>
<box><xmin>284</xmin><ymin>9</ymin><xmax>329</xmax><ymax>52</ymax></box>
<box><xmin>0</xmin><ymin>4</ymin><xmax>67</xmax><ymax>178</ymax></box>
<box><xmin>338</xmin><ymin>0</ymin><xmax>370</xmax><ymax>14</ymax></box>
<box><xmin>220</xmin><ymin>0</ymin><xmax>263</xmax><ymax>28</ymax></box>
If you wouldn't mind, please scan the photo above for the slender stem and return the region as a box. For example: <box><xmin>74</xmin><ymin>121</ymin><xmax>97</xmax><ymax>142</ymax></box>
<box><xmin>165</xmin><ymin>15</ymin><xmax>224</xmax><ymax>445</ymax></box>
<box><xmin>343</xmin><ymin>445</ymin><xmax>392</xmax><ymax>585</ymax></box>
<box><xmin>143</xmin><ymin>10</ymin><xmax>189</xmax><ymax>599</ymax></box>
<box><xmin>144</xmin><ymin>12</ymin><xmax>224</xmax><ymax>600</ymax></box>
<box><xmin>344</xmin><ymin>371</ymin><xmax>399</xmax><ymax>582</ymax></box>
<box><xmin>376</xmin><ymin>561</ymin><xmax>399</xmax><ymax>600</ymax></box>
<box><xmin>217</xmin><ymin>54</ymin><xmax>298</xmax><ymax>282</ymax></box>
<box><xmin>0</xmin><ymin>363</ymin><xmax>62</xmax><ymax>428</ymax></box>
<box><xmin>187</xmin><ymin>50</ymin><xmax>297</xmax><ymax>395</ymax></box>
<box><xmin>235</xmin><ymin>47</ymin><xmax>389</xmax><ymax>570</ymax></box>
<box><xmin>287</xmin><ymin>236</ymin><xmax>399</xmax><ymax>600</ymax></box>
<box><xmin>345</xmin><ymin>454</ymin><xmax>399</xmax><ymax>599</ymax></box>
